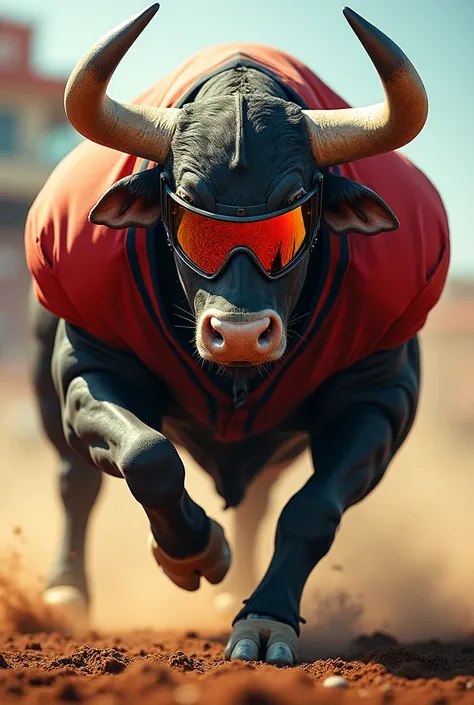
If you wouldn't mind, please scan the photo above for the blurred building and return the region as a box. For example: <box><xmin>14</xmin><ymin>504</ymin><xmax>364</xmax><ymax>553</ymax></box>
<box><xmin>0</xmin><ymin>16</ymin><xmax>79</xmax><ymax>364</ymax></box>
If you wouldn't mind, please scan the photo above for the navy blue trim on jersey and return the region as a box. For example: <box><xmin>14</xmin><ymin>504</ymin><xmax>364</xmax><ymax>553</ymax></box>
<box><xmin>125</xmin><ymin>226</ymin><xmax>153</xmax><ymax>321</ymax></box>
<box><xmin>144</xmin><ymin>224</ymin><xmax>219</xmax><ymax>423</ymax></box>
<box><xmin>126</xmin><ymin>161</ymin><xmax>217</xmax><ymax>426</ymax></box>
<box><xmin>126</xmin><ymin>228</ymin><xmax>217</xmax><ymax>424</ymax></box>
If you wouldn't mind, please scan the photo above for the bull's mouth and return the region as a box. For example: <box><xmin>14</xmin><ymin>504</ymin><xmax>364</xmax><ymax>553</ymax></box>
<box><xmin>199</xmin><ymin>352</ymin><xmax>283</xmax><ymax>379</ymax></box>
<box><xmin>203</xmin><ymin>358</ymin><xmax>280</xmax><ymax>385</ymax></box>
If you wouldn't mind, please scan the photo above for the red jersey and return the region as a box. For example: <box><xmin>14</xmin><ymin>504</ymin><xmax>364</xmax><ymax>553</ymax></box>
<box><xmin>25</xmin><ymin>44</ymin><xmax>450</xmax><ymax>442</ymax></box>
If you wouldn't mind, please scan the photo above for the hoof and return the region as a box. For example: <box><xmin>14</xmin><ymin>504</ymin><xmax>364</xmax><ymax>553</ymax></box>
<box><xmin>225</xmin><ymin>615</ymin><xmax>298</xmax><ymax>666</ymax></box>
<box><xmin>43</xmin><ymin>586</ymin><xmax>89</xmax><ymax>636</ymax></box>
<box><xmin>149</xmin><ymin>519</ymin><xmax>231</xmax><ymax>591</ymax></box>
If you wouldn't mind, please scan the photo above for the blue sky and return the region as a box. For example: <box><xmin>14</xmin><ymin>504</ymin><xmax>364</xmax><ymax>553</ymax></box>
<box><xmin>4</xmin><ymin>0</ymin><xmax>473</xmax><ymax>275</ymax></box>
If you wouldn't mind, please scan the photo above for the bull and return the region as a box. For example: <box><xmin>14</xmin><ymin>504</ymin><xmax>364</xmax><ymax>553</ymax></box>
<box><xmin>25</xmin><ymin>4</ymin><xmax>449</xmax><ymax>665</ymax></box>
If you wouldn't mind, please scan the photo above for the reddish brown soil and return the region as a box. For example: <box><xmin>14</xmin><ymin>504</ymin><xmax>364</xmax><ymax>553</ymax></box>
<box><xmin>1</xmin><ymin>629</ymin><xmax>474</xmax><ymax>704</ymax></box>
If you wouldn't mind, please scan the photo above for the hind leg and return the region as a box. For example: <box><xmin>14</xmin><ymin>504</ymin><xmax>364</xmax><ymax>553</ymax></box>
<box><xmin>224</xmin><ymin>436</ymin><xmax>307</xmax><ymax>604</ymax></box>
<box><xmin>210</xmin><ymin>436</ymin><xmax>307</xmax><ymax>616</ymax></box>
<box><xmin>28</xmin><ymin>288</ymin><xmax>102</xmax><ymax>628</ymax></box>
<box><xmin>228</xmin><ymin>465</ymin><xmax>281</xmax><ymax>598</ymax></box>
<box><xmin>214</xmin><ymin>464</ymin><xmax>283</xmax><ymax>618</ymax></box>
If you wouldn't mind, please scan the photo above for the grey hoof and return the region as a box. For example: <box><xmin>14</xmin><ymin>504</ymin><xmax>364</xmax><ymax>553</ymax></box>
<box><xmin>227</xmin><ymin>637</ymin><xmax>260</xmax><ymax>662</ymax></box>
<box><xmin>265</xmin><ymin>641</ymin><xmax>294</xmax><ymax>666</ymax></box>
<box><xmin>224</xmin><ymin>615</ymin><xmax>298</xmax><ymax>665</ymax></box>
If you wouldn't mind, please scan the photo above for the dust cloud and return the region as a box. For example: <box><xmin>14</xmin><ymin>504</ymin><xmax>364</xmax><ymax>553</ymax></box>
<box><xmin>0</xmin><ymin>331</ymin><xmax>473</xmax><ymax>644</ymax></box>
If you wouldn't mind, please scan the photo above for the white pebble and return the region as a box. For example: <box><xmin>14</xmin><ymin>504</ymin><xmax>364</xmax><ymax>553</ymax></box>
<box><xmin>173</xmin><ymin>684</ymin><xmax>200</xmax><ymax>704</ymax></box>
<box><xmin>322</xmin><ymin>675</ymin><xmax>349</xmax><ymax>689</ymax></box>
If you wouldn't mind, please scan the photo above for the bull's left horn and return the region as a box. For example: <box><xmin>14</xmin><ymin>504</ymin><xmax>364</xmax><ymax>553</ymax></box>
<box><xmin>303</xmin><ymin>7</ymin><xmax>428</xmax><ymax>166</ymax></box>
<box><xmin>64</xmin><ymin>4</ymin><xmax>180</xmax><ymax>163</ymax></box>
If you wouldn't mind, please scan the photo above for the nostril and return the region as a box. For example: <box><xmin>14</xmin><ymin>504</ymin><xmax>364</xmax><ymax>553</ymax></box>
<box><xmin>200</xmin><ymin>315</ymin><xmax>224</xmax><ymax>351</ymax></box>
<box><xmin>209</xmin><ymin>318</ymin><xmax>224</xmax><ymax>343</ymax></box>
<box><xmin>209</xmin><ymin>316</ymin><xmax>225</xmax><ymax>346</ymax></box>
<box><xmin>257</xmin><ymin>315</ymin><xmax>283</xmax><ymax>352</ymax></box>
<box><xmin>257</xmin><ymin>319</ymin><xmax>273</xmax><ymax>347</ymax></box>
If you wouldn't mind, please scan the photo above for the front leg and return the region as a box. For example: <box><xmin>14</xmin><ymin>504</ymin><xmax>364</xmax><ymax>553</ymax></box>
<box><xmin>226</xmin><ymin>338</ymin><xmax>420</xmax><ymax>664</ymax></box>
<box><xmin>54</xmin><ymin>321</ymin><xmax>230</xmax><ymax>590</ymax></box>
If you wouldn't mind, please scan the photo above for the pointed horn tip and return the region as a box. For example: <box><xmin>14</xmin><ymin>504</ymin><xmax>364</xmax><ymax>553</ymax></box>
<box><xmin>342</xmin><ymin>7</ymin><xmax>357</xmax><ymax>18</ymax></box>
<box><xmin>138</xmin><ymin>3</ymin><xmax>160</xmax><ymax>21</ymax></box>
<box><xmin>342</xmin><ymin>7</ymin><xmax>367</xmax><ymax>27</ymax></box>
<box><xmin>128</xmin><ymin>3</ymin><xmax>160</xmax><ymax>26</ymax></box>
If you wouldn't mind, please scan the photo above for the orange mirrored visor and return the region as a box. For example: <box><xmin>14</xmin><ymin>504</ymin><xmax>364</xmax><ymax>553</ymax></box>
<box><xmin>165</xmin><ymin>190</ymin><xmax>317</xmax><ymax>279</ymax></box>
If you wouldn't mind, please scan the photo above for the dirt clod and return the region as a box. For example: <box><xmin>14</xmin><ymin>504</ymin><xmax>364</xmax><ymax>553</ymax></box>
<box><xmin>56</xmin><ymin>682</ymin><xmax>83</xmax><ymax>702</ymax></box>
<box><xmin>27</xmin><ymin>642</ymin><xmax>42</xmax><ymax>651</ymax></box>
<box><xmin>168</xmin><ymin>650</ymin><xmax>198</xmax><ymax>672</ymax></box>
<box><xmin>393</xmin><ymin>662</ymin><xmax>424</xmax><ymax>679</ymax></box>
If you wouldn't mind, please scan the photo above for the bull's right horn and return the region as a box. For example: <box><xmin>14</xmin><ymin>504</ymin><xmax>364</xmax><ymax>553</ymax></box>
<box><xmin>64</xmin><ymin>4</ymin><xmax>180</xmax><ymax>164</ymax></box>
<box><xmin>303</xmin><ymin>7</ymin><xmax>429</xmax><ymax>167</ymax></box>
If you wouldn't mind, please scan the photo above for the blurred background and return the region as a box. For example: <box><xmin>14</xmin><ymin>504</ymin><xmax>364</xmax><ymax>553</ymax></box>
<box><xmin>0</xmin><ymin>0</ymin><xmax>473</xmax><ymax>645</ymax></box>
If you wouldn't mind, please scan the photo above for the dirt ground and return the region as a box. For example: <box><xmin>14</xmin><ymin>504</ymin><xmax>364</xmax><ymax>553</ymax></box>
<box><xmin>1</xmin><ymin>328</ymin><xmax>474</xmax><ymax>704</ymax></box>
<box><xmin>1</xmin><ymin>628</ymin><xmax>474</xmax><ymax>704</ymax></box>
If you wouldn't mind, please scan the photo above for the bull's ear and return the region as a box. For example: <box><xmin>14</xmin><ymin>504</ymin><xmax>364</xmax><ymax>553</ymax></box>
<box><xmin>89</xmin><ymin>166</ymin><xmax>162</xmax><ymax>229</ymax></box>
<box><xmin>322</xmin><ymin>171</ymin><xmax>399</xmax><ymax>236</ymax></box>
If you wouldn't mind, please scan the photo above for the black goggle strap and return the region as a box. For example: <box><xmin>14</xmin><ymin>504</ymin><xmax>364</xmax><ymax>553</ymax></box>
<box><xmin>310</xmin><ymin>171</ymin><xmax>324</xmax><ymax>251</ymax></box>
<box><xmin>160</xmin><ymin>169</ymin><xmax>325</xmax><ymax>252</ymax></box>
<box><xmin>160</xmin><ymin>170</ymin><xmax>174</xmax><ymax>250</ymax></box>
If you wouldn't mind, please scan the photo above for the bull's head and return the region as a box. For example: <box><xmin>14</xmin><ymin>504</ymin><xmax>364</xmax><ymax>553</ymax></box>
<box><xmin>64</xmin><ymin>4</ymin><xmax>428</xmax><ymax>378</ymax></box>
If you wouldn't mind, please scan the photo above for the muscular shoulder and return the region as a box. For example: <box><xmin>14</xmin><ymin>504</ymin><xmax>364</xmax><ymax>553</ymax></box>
<box><xmin>25</xmin><ymin>140</ymin><xmax>143</xmax><ymax>344</ymax></box>
<box><xmin>337</xmin><ymin>153</ymin><xmax>449</xmax><ymax>352</ymax></box>
<box><xmin>345</xmin><ymin>151</ymin><xmax>448</xmax><ymax>284</ymax></box>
